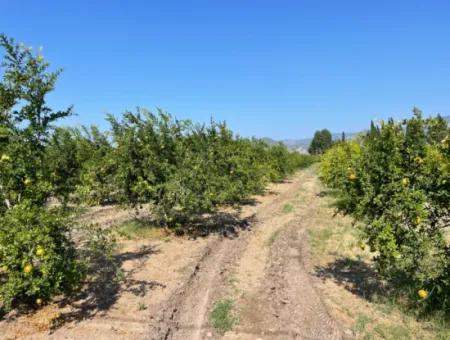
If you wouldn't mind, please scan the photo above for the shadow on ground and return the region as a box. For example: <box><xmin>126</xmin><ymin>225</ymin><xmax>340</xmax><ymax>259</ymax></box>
<box><xmin>119</xmin><ymin>209</ymin><xmax>256</xmax><ymax>239</ymax></box>
<box><xmin>52</xmin><ymin>244</ymin><xmax>164</xmax><ymax>329</ymax></box>
<box><xmin>186</xmin><ymin>211</ymin><xmax>255</xmax><ymax>238</ymax></box>
<box><xmin>314</xmin><ymin>257</ymin><xmax>387</xmax><ymax>301</ymax></box>
<box><xmin>50</xmin><ymin>210</ymin><xmax>254</xmax><ymax>328</ymax></box>
<box><xmin>316</xmin><ymin>190</ymin><xmax>353</xmax><ymax>214</ymax></box>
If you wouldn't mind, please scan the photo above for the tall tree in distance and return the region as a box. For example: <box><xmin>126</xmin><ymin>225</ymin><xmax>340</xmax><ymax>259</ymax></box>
<box><xmin>308</xmin><ymin>129</ymin><xmax>333</xmax><ymax>155</ymax></box>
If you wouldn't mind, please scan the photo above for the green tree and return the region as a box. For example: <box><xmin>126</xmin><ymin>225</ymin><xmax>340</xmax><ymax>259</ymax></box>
<box><xmin>308</xmin><ymin>129</ymin><xmax>333</xmax><ymax>155</ymax></box>
<box><xmin>0</xmin><ymin>33</ymin><xmax>73</xmax><ymax>210</ymax></box>
<box><xmin>0</xmin><ymin>34</ymin><xmax>83</xmax><ymax>310</ymax></box>
<box><xmin>320</xmin><ymin>108</ymin><xmax>450</xmax><ymax>313</ymax></box>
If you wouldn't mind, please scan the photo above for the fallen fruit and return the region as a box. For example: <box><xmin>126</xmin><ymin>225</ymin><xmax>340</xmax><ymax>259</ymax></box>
<box><xmin>348</xmin><ymin>173</ymin><xmax>357</xmax><ymax>181</ymax></box>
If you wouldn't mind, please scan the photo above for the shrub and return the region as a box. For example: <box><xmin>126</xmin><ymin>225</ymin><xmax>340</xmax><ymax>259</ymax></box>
<box><xmin>72</xmin><ymin>127</ymin><xmax>117</xmax><ymax>205</ymax></box>
<box><xmin>320</xmin><ymin>109</ymin><xmax>450</xmax><ymax>313</ymax></box>
<box><xmin>106</xmin><ymin>109</ymin><xmax>314</xmax><ymax>228</ymax></box>
<box><xmin>0</xmin><ymin>204</ymin><xmax>84</xmax><ymax>310</ymax></box>
<box><xmin>0</xmin><ymin>33</ymin><xmax>83</xmax><ymax>311</ymax></box>
<box><xmin>320</xmin><ymin>139</ymin><xmax>361</xmax><ymax>190</ymax></box>
<box><xmin>45</xmin><ymin>127</ymin><xmax>84</xmax><ymax>205</ymax></box>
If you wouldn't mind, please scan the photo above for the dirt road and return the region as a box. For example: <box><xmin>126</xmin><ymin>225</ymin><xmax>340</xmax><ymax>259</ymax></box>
<box><xmin>151</xmin><ymin>166</ymin><xmax>341</xmax><ymax>340</ymax></box>
<box><xmin>1</xmin><ymin>166</ymin><xmax>342</xmax><ymax>340</ymax></box>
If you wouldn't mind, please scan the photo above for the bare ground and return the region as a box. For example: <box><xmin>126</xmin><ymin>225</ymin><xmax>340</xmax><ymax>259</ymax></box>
<box><xmin>1</xmin><ymin>166</ymin><xmax>344</xmax><ymax>340</ymax></box>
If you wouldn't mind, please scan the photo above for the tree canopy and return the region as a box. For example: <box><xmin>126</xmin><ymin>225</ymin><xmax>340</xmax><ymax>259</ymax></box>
<box><xmin>308</xmin><ymin>129</ymin><xmax>333</xmax><ymax>155</ymax></box>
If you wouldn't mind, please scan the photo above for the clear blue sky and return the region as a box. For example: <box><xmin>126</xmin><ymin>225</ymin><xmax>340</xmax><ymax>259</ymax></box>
<box><xmin>2</xmin><ymin>0</ymin><xmax>450</xmax><ymax>139</ymax></box>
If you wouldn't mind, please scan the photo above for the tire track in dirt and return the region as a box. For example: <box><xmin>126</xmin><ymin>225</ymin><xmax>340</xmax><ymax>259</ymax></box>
<box><xmin>225</xmin><ymin>168</ymin><xmax>341</xmax><ymax>340</ymax></box>
<box><xmin>152</xmin><ymin>166</ymin><xmax>342</xmax><ymax>340</ymax></box>
<box><xmin>5</xmin><ymin>167</ymin><xmax>341</xmax><ymax>340</ymax></box>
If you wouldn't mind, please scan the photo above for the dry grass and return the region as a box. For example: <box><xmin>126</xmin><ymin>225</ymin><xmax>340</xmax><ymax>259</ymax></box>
<box><xmin>2</xmin><ymin>304</ymin><xmax>62</xmax><ymax>338</ymax></box>
<box><xmin>309</xmin><ymin>189</ymin><xmax>450</xmax><ymax>339</ymax></box>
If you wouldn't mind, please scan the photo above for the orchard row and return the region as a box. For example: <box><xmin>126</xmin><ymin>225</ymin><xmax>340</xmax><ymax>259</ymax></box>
<box><xmin>0</xmin><ymin>34</ymin><xmax>313</xmax><ymax>310</ymax></box>
<box><xmin>320</xmin><ymin>109</ymin><xmax>450</xmax><ymax>313</ymax></box>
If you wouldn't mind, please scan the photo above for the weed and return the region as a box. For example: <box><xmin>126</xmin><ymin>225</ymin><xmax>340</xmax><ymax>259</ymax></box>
<box><xmin>362</xmin><ymin>332</ymin><xmax>375</xmax><ymax>340</ymax></box>
<box><xmin>209</xmin><ymin>299</ymin><xmax>238</xmax><ymax>334</ymax></box>
<box><xmin>282</xmin><ymin>203</ymin><xmax>294</xmax><ymax>213</ymax></box>
<box><xmin>373</xmin><ymin>323</ymin><xmax>410</xmax><ymax>340</ymax></box>
<box><xmin>352</xmin><ymin>314</ymin><xmax>372</xmax><ymax>334</ymax></box>
<box><xmin>308</xmin><ymin>228</ymin><xmax>333</xmax><ymax>256</ymax></box>
<box><xmin>267</xmin><ymin>229</ymin><xmax>282</xmax><ymax>246</ymax></box>
<box><xmin>115</xmin><ymin>219</ymin><xmax>163</xmax><ymax>240</ymax></box>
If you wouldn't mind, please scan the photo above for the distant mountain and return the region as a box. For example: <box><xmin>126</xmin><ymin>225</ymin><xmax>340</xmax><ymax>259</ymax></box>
<box><xmin>263</xmin><ymin>132</ymin><xmax>359</xmax><ymax>153</ymax></box>
<box><xmin>282</xmin><ymin>138</ymin><xmax>313</xmax><ymax>152</ymax></box>
<box><xmin>286</xmin><ymin>132</ymin><xmax>360</xmax><ymax>153</ymax></box>
<box><xmin>261</xmin><ymin>137</ymin><xmax>278</xmax><ymax>145</ymax></box>
<box><xmin>261</xmin><ymin>137</ymin><xmax>311</xmax><ymax>153</ymax></box>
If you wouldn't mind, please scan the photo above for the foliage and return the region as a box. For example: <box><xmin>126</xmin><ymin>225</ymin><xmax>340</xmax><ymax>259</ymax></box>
<box><xmin>320</xmin><ymin>139</ymin><xmax>361</xmax><ymax>190</ymax></box>
<box><xmin>70</xmin><ymin>127</ymin><xmax>116</xmax><ymax>205</ymax></box>
<box><xmin>0</xmin><ymin>204</ymin><xmax>84</xmax><ymax>310</ymax></box>
<box><xmin>0</xmin><ymin>33</ymin><xmax>83</xmax><ymax>311</ymax></box>
<box><xmin>45</xmin><ymin>127</ymin><xmax>83</xmax><ymax>205</ymax></box>
<box><xmin>105</xmin><ymin>109</ymin><xmax>315</xmax><ymax>227</ymax></box>
<box><xmin>0</xmin><ymin>33</ymin><xmax>72</xmax><ymax>211</ymax></box>
<box><xmin>308</xmin><ymin>129</ymin><xmax>333</xmax><ymax>155</ymax></box>
<box><xmin>45</xmin><ymin>109</ymin><xmax>315</xmax><ymax>229</ymax></box>
<box><xmin>320</xmin><ymin>108</ymin><xmax>450</xmax><ymax>313</ymax></box>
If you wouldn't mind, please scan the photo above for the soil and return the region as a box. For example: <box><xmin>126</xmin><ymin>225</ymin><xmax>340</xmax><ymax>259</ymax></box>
<box><xmin>0</xmin><ymin>166</ymin><xmax>344</xmax><ymax>340</ymax></box>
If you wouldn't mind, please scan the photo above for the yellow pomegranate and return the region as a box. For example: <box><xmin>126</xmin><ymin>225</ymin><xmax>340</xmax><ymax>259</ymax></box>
<box><xmin>348</xmin><ymin>173</ymin><xmax>357</xmax><ymax>181</ymax></box>
<box><xmin>36</xmin><ymin>298</ymin><xmax>43</xmax><ymax>306</ymax></box>
<box><xmin>414</xmin><ymin>156</ymin><xmax>424</xmax><ymax>165</ymax></box>
<box><xmin>23</xmin><ymin>263</ymin><xmax>33</xmax><ymax>274</ymax></box>
<box><xmin>24</xmin><ymin>178</ymin><xmax>32</xmax><ymax>185</ymax></box>
<box><xmin>418</xmin><ymin>289</ymin><xmax>428</xmax><ymax>299</ymax></box>
<box><xmin>401</xmin><ymin>178</ymin><xmax>409</xmax><ymax>187</ymax></box>
<box><xmin>1</xmin><ymin>154</ymin><xmax>10</xmax><ymax>162</ymax></box>
<box><xmin>36</xmin><ymin>246</ymin><xmax>45</xmax><ymax>257</ymax></box>
<box><xmin>415</xmin><ymin>217</ymin><xmax>422</xmax><ymax>225</ymax></box>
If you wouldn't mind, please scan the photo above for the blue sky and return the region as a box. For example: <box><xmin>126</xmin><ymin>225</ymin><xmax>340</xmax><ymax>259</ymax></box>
<box><xmin>2</xmin><ymin>1</ymin><xmax>450</xmax><ymax>139</ymax></box>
